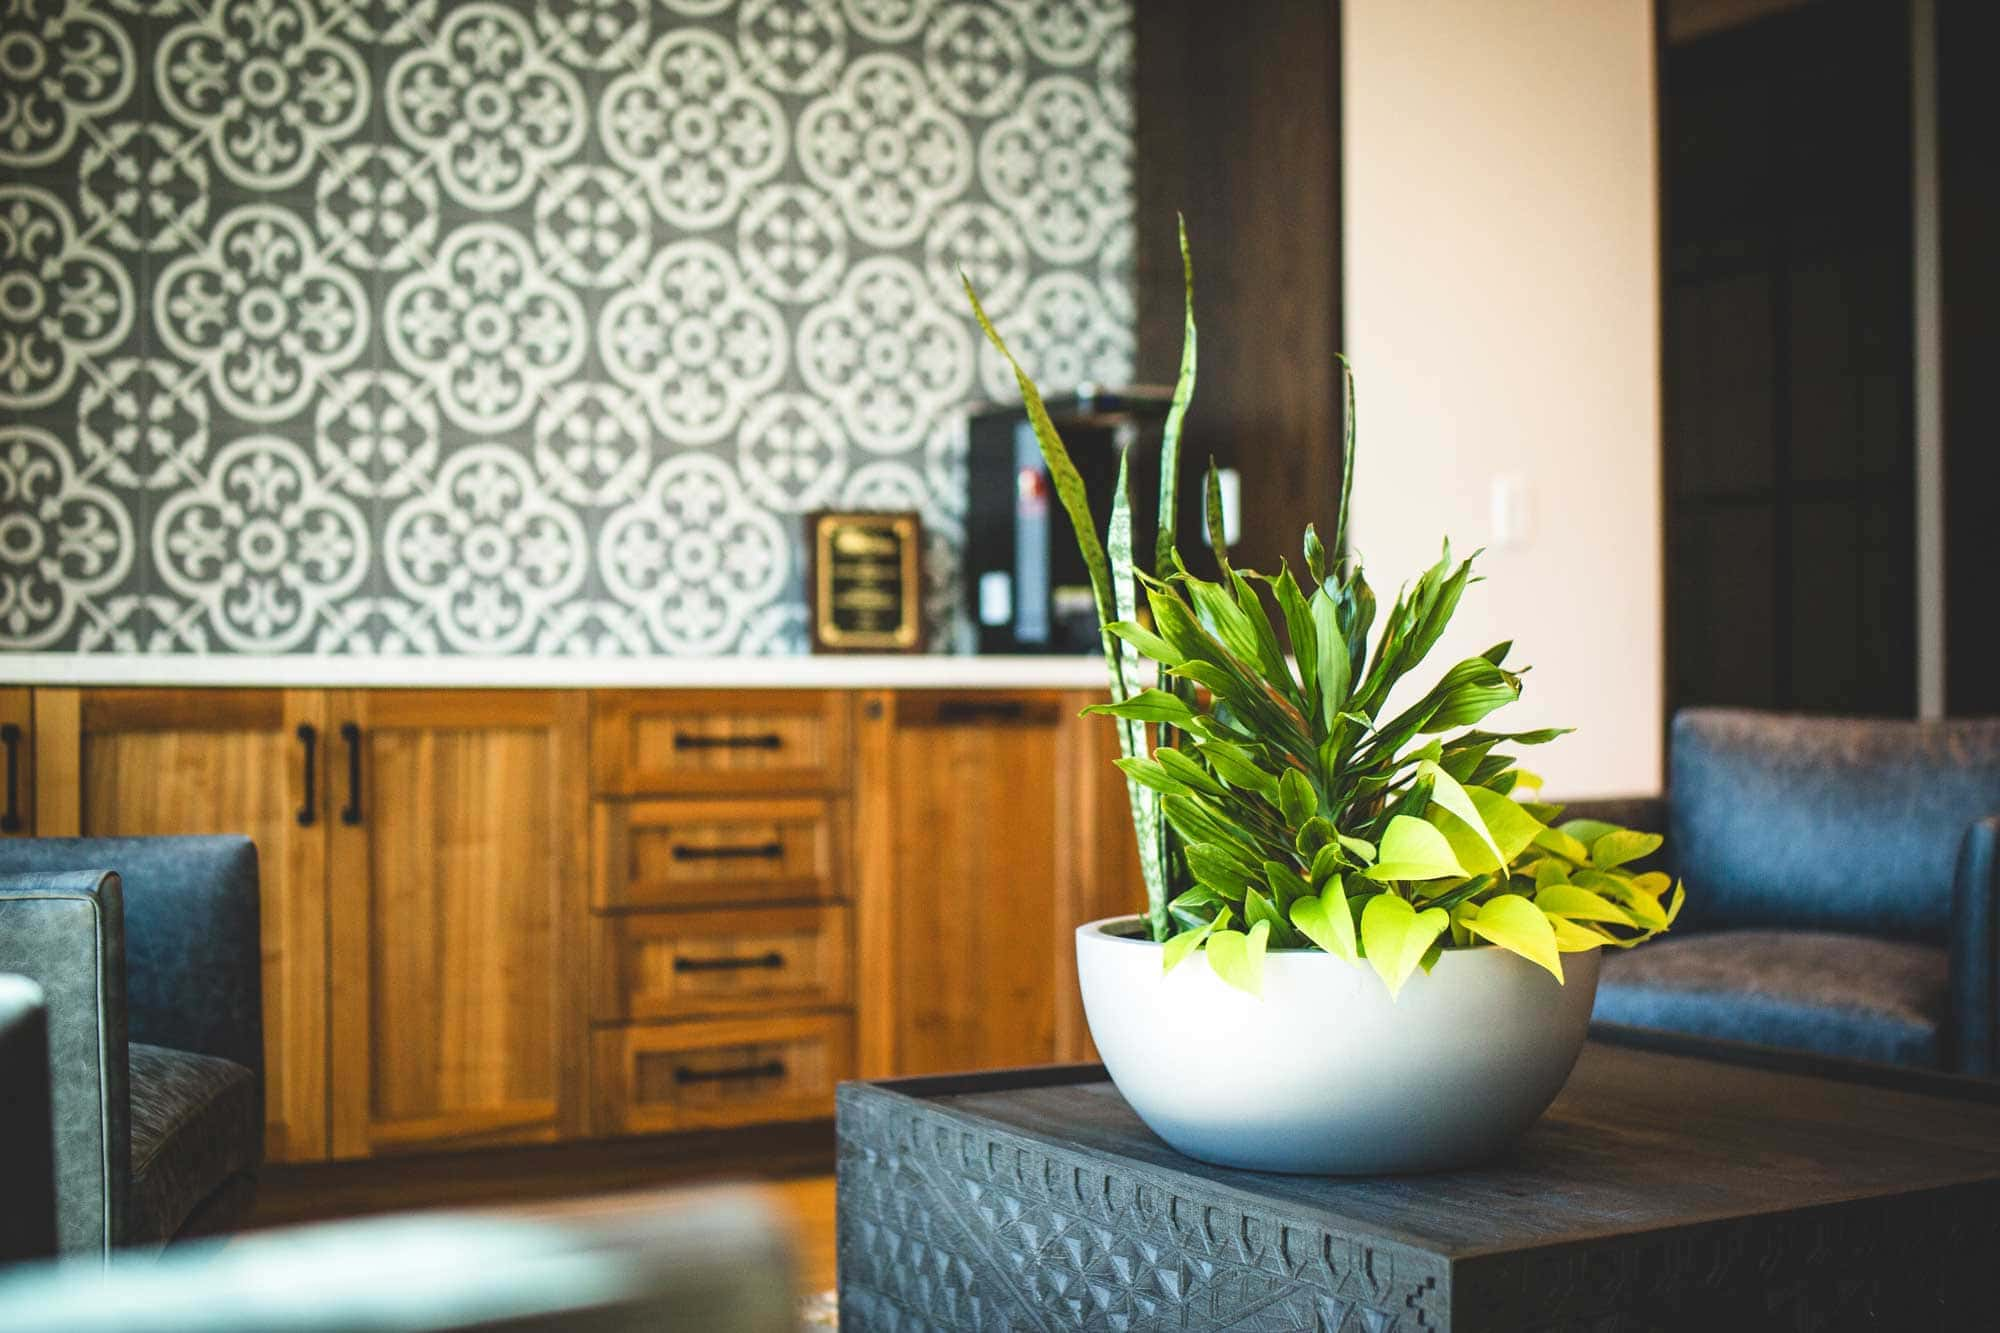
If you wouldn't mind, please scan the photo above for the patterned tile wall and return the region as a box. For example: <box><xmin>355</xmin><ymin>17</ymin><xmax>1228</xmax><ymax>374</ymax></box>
<box><xmin>0</xmin><ymin>0</ymin><xmax>1135</xmax><ymax>656</ymax></box>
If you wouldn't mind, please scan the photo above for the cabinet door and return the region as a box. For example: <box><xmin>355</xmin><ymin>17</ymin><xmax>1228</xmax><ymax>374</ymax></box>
<box><xmin>854</xmin><ymin>691</ymin><xmax>1140</xmax><ymax>1078</ymax></box>
<box><xmin>1</xmin><ymin>689</ymin><xmax>31</xmax><ymax>838</ymax></box>
<box><xmin>53</xmin><ymin>689</ymin><xmax>330</xmax><ymax>1163</ymax></box>
<box><xmin>327</xmin><ymin>690</ymin><xmax>587</xmax><ymax>1158</ymax></box>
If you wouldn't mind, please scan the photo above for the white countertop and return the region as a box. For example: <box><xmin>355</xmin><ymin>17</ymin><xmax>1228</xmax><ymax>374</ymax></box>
<box><xmin>0</xmin><ymin>652</ymin><xmax>1115</xmax><ymax>692</ymax></box>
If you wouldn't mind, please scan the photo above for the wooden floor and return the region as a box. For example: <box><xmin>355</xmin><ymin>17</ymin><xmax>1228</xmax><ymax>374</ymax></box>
<box><xmin>247</xmin><ymin>1122</ymin><xmax>839</xmax><ymax>1294</ymax></box>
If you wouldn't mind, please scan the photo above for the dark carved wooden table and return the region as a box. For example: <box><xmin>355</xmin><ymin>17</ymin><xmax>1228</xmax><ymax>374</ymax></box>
<box><xmin>835</xmin><ymin>1028</ymin><xmax>2000</xmax><ymax>1331</ymax></box>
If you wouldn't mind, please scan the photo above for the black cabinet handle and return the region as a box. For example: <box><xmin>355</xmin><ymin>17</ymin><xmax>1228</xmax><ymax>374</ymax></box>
<box><xmin>295</xmin><ymin>723</ymin><xmax>318</xmax><ymax>827</ymax></box>
<box><xmin>1</xmin><ymin>723</ymin><xmax>21</xmax><ymax>834</ymax></box>
<box><xmin>339</xmin><ymin>722</ymin><xmax>362</xmax><ymax>826</ymax></box>
<box><xmin>671</xmin><ymin>841</ymin><xmax>784</xmax><ymax>862</ymax></box>
<box><xmin>673</xmin><ymin>732</ymin><xmax>782</xmax><ymax>751</ymax></box>
<box><xmin>934</xmin><ymin>700</ymin><xmax>1027</xmax><ymax>724</ymax></box>
<box><xmin>673</xmin><ymin>952</ymin><xmax>785</xmax><ymax>974</ymax></box>
<box><xmin>674</xmin><ymin>1060</ymin><xmax>785</xmax><ymax>1085</ymax></box>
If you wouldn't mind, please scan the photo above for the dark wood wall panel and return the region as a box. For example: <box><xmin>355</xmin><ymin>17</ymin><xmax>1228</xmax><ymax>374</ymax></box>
<box><xmin>1133</xmin><ymin>0</ymin><xmax>1342</xmax><ymax>575</ymax></box>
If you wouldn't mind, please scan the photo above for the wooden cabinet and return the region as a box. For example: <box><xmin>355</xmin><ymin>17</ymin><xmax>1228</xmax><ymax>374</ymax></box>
<box><xmin>1</xmin><ymin>688</ymin><xmax>31</xmax><ymax>838</ymax></box>
<box><xmin>33</xmin><ymin>689</ymin><xmax>331</xmax><ymax>1164</ymax></box>
<box><xmin>854</xmin><ymin>690</ymin><xmax>1142</xmax><ymax>1079</ymax></box>
<box><xmin>327</xmin><ymin>691</ymin><xmax>587</xmax><ymax>1159</ymax></box>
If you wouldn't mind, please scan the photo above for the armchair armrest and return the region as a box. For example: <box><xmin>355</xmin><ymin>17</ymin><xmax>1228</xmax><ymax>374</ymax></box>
<box><xmin>1950</xmin><ymin>815</ymin><xmax>2000</xmax><ymax>1077</ymax></box>
<box><xmin>0</xmin><ymin>871</ymin><xmax>129</xmax><ymax>1254</ymax></box>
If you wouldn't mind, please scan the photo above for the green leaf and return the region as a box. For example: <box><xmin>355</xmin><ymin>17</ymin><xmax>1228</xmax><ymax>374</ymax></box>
<box><xmin>1360</xmin><ymin>894</ymin><xmax>1449</xmax><ymax>998</ymax></box>
<box><xmin>1203</xmin><ymin>459</ymin><xmax>1230</xmax><ymax>569</ymax></box>
<box><xmin>1534</xmin><ymin>883</ymin><xmax>1637</xmax><ymax>926</ymax></box>
<box><xmin>1184</xmin><ymin>841</ymin><xmax>1257</xmax><ymax>897</ymax></box>
<box><xmin>1557</xmin><ymin>818</ymin><xmax>1621</xmax><ymax>847</ymax></box>
<box><xmin>1082</xmin><ymin>688</ymin><xmax>1198</xmax><ymax>726</ymax></box>
<box><xmin>1155</xmin><ymin>746</ymin><xmax>1229</xmax><ymax>798</ymax></box>
<box><xmin>1290</xmin><ymin>878</ymin><xmax>1359</xmax><ymax>962</ymax></box>
<box><xmin>1106</xmin><ymin>620</ymin><xmax>1186</xmax><ymax>668</ymax></box>
<box><xmin>1205</xmin><ymin>920</ymin><xmax>1269</xmax><ymax>996</ymax></box>
<box><xmin>1271</xmin><ymin>566</ymin><xmax>1318</xmax><ymax>706</ymax></box>
<box><xmin>1533</xmin><ymin>826</ymin><xmax>1592</xmax><ymax>864</ymax></box>
<box><xmin>1162</xmin><ymin>910</ymin><xmax>1226</xmax><ymax>974</ymax></box>
<box><xmin>1154</xmin><ymin>213</ymin><xmax>1196</xmax><ymax>578</ymax></box>
<box><xmin>1194</xmin><ymin>739</ymin><xmax>1281</xmax><ymax>798</ymax></box>
<box><xmin>1303</xmin><ymin>524</ymin><xmax>1328</xmax><ymax>585</ymax></box>
<box><xmin>1575</xmin><ymin>870</ymin><xmax>1668</xmax><ymax>929</ymax></box>
<box><xmin>1308</xmin><ymin>841</ymin><xmax>1347</xmax><ymax>888</ymax></box>
<box><xmin>1243</xmin><ymin>885</ymin><xmax>1287</xmax><ymax>939</ymax></box>
<box><xmin>1463</xmin><ymin>894</ymin><xmax>1564</xmax><ymax>983</ymax></box>
<box><xmin>1467</xmin><ymin>787</ymin><xmax>1549</xmax><ymax>862</ymax></box>
<box><xmin>1532</xmin><ymin>857</ymin><xmax>1573</xmax><ymax>892</ymax></box>
<box><xmin>1332</xmin><ymin>355</ymin><xmax>1356</xmax><ymax>563</ymax></box>
<box><xmin>1418</xmin><ymin>761</ymin><xmax>1503</xmax><ymax>868</ymax></box>
<box><xmin>1310</xmin><ymin>586</ymin><xmax>1350</xmax><ymax>730</ymax></box>
<box><xmin>1337</xmin><ymin>833</ymin><xmax>1378</xmax><ymax>863</ymax></box>
<box><xmin>1114</xmin><ymin>756</ymin><xmax>1191</xmax><ymax>796</ymax></box>
<box><xmin>1363</xmin><ymin>815</ymin><xmax>1469</xmax><ymax>882</ymax></box>
<box><xmin>1263</xmin><ymin>860</ymin><xmax>1307</xmax><ymax>915</ymax></box>
<box><xmin>1277</xmin><ymin>768</ymin><xmax>1316</xmax><ymax>827</ymax></box>
<box><xmin>1591</xmin><ymin>829</ymin><xmax>1664</xmax><ymax>870</ymax></box>
<box><xmin>1547</xmin><ymin>914</ymin><xmax>1613</xmax><ymax>953</ymax></box>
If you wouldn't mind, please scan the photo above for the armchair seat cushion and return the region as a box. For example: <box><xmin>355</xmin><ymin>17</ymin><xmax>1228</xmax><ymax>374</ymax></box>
<box><xmin>127</xmin><ymin>1043</ymin><xmax>260</xmax><ymax>1249</ymax></box>
<box><xmin>1594</xmin><ymin>930</ymin><xmax>1949</xmax><ymax>1068</ymax></box>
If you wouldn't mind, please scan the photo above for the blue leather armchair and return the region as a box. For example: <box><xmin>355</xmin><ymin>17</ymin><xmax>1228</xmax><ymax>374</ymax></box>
<box><xmin>1587</xmin><ymin>709</ymin><xmax>2000</xmax><ymax>1075</ymax></box>
<box><xmin>0</xmin><ymin>837</ymin><xmax>264</xmax><ymax>1255</ymax></box>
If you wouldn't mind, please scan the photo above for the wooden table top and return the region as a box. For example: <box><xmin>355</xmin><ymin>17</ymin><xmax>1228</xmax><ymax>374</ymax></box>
<box><xmin>905</xmin><ymin>1034</ymin><xmax>2000</xmax><ymax>1262</ymax></box>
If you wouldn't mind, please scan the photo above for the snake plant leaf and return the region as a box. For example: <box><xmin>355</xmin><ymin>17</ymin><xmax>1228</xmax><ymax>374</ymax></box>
<box><xmin>1155</xmin><ymin>213</ymin><xmax>1196</xmax><ymax>578</ymax></box>
<box><xmin>1205</xmin><ymin>920</ymin><xmax>1269</xmax><ymax>996</ymax></box>
<box><xmin>1361</xmin><ymin>895</ymin><xmax>1449</xmax><ymax>998</ymax></box>
<box><xmin>1203</xmin><ymin>459</ymin><xmax>1230</xmax><ymax>571</ymax></box>
<box><xmin>1162</xmin><ymin>908</ymin><xmax>1227</xmax><ymax>975</ymax></box>
<box><xmin>1290</xmin><ymin>879</ymin><xmax>1359</xmax><ymax>963</ymax></box>
<box><xmin>1113</xmin><ymin>756</ymin><xmax>1192</xmax><ymax>796</ymax></box>
<box><xmin>1463</xmin><ymin>894</ymin><xmax>1564</xmax><ymax>983</ymax></box>
<box><xmin>1591</xmin><ymin>829</ymin><xmax>1664</xmax><ymax>870</ymax></box>
<box><xmin>1332</xmin><ymin>353</ymin><xmax>1356</xmax><ymax>560</ymax></box>
<box><xmin>1082</xmin><ymin>688</ymin><xmax>1199</xmax><ymax>727</ymax></box>
<box><xmin>1108</xmin><ymin>441</ymin><xmax>1169</xmax><ymax>938</ymax></box>
<box><xmin>1363</xmin><ymin>814</ymin><xmax>1468</xmax><ymax>882</ymax></box>
<box><xmin>1534</xmin><ymin>882</ymin><xmax>1638</xmax><ymax>926</ymax></box>
<box><xmin>1418</xmin><ymin>761</ymin><xmax>1503</xmax><ymax>868</ymax></box>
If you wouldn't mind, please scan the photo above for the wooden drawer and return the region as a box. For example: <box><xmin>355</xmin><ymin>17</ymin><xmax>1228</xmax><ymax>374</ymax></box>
<box><xmin>592</xmin><ymin>1014</ymin><xmax>851</xmax><ymax>1134</ymax></box>
<box><xmin>592</xmin><ymin>905</ymin><xmax>851</xmax><ymax>1022</ymax></box>
<box><xmin>592</xmin><ymin>691</ymin><xmax>850</xmax><ymax>795</ymax></box>
<box><xmin>594</xmin><ymin>797</ymin><xmax>840</xmax><ymax>910</ymax></box>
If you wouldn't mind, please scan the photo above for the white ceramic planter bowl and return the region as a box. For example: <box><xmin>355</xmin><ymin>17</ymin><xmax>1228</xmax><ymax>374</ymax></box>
<box><xmin>1076</xmin><ymin>915</ymin><xmax>1600</xmax><ymax>1174</ymax></box>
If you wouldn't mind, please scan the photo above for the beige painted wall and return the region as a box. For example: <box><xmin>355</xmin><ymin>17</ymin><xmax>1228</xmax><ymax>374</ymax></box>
<box><xmin>1341</xmin><ymin>0</ymin><xmax>1663</xmax><ymax>797</ymax></box>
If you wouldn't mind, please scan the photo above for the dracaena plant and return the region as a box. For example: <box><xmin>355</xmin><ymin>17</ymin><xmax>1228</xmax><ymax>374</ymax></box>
<box><xmin>963</xmin><ymin>219</ymin><xmax>1684</xmax><ymax>998</ymax></box>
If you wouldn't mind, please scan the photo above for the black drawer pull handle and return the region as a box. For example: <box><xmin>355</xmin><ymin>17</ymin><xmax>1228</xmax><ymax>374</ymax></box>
<box><xmin>339</xmin><ymin>722</ymin><xmax>362</xmax><ymax>826</ymax></box>
<box><xmin>934</xmin><ymin>700</ymin><xmax>1027</xmax><ymax>724</ymax></box>
<box><xmin>674</xmin><ymin>952</ymin><xmax>785</xmax><ymax>974</ymax></box>
<box><xmin>295</xmin><ymin>723</ymin><xmax>318</xmax><ymax>827</ymax></box>
<box><xmin>673</xmin><ymin>732</ymin><xmax>782</xmax><ymax>751</ymax></box>
<box><xmin>1</xmin><ymin>723</ymin><xmax>21</xmax><ymax>834</ymax></box>
<box><xmin>674</xmin><ymin>1060</ymin><xmax>785</xmax><ymax>1085</ymax></box>
<box><xmin>671</xmin><ymin>841</ymin><xmax>784</xmax><ymax>862</ymax></box>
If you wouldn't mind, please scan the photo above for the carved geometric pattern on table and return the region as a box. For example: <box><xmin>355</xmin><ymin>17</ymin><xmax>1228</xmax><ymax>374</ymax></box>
<box><xmin>0</xmin><ymin>0</ymin><xmax>1135</xmax><ymax>656</ymax></box>
<box><xmin>835</xmin><ymin>1091</ymin><xmax>1447</xmax><ymax>1332</ymax></box>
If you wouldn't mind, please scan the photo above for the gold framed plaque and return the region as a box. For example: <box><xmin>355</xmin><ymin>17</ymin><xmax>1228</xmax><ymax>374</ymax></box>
<box><xmin>808</xmin><ymin>510</ymin><xmax>923</xmax><ymax>653</ymax></box>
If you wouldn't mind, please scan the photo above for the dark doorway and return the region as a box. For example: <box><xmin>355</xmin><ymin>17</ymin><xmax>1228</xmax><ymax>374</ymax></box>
<box><xmin>1661</xmin><ymin>0</ymin><xmax>1917</xmax><ymax>717</ymax></box>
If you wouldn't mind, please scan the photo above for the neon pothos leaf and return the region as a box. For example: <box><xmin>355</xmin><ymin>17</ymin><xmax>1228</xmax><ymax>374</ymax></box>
<box><xmin>1162</xmin><ymin>910</ymin><xmax>1226</xmax><ymax>974</ymax></box>
<box><xmin>1361</xmin><ymin>894</ymin><xmax>1449</xmax><ymax>998</ymax></box>
<box><xmin>1591</xmin><ymin>829</ymin><xmax>1664</xmax><ymax>870</ymax></box>
<box><xmin>1363</xmin><ymin>815</ymin><xmax>1468</xmax><ymax>882</ymax></box>
<box><xmin>1205</xmin><ymin>919</ymin><xmax>1269</xmax><ymax>996</ymax></box>
<box><xmin>1534</xmin><ymin>883</ymin><xmax>1637</xmax><ymax>926</ymax></box>
<box><xmin>1464</xmin><ymin>894</ymin><xmax>1564</xmax><ymax>983</ymax></box>
<box><xmin>1290</xmin><ymin>879</ymin><xmax>1358</xmax><ymax>963</ymax></box>
<box><xmin>1418</xmin><ymin>761</ymin><xmax>1502</xmax><ymax>868</ymax></box>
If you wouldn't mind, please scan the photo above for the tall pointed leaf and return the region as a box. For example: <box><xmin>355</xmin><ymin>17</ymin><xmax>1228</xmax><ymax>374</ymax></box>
<box><xmin>1155</xmin><ymin>213</ymin><xmax>1196</xmax><ymax>578</ymax></box>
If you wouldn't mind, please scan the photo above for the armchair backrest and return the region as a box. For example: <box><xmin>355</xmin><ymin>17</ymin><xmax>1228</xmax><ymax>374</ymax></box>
<box><xmin>0</xmin><ymin>837</ymin><xmax>261</xmax><ymax>1075</ymax></box>
<box><xmin>1670</xmin><ymin>709</ymin><xmax>2000</xmax><ymax>941</ymax></box>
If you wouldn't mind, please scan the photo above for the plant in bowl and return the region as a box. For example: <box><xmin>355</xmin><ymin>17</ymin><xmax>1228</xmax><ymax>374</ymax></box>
<box><xmin>963</xmin><ymin>224</ymin><xmax>1684</xmax><ymax>1174</ymax></box>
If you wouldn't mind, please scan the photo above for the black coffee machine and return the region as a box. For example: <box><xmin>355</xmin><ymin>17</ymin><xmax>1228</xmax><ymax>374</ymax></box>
<box><xmin>965</xmin><ymin>386</ymin><xmax>1205</xmax><ymax>654</ymax></box>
